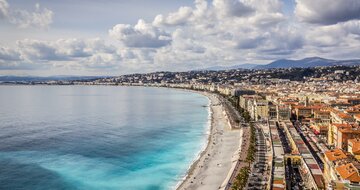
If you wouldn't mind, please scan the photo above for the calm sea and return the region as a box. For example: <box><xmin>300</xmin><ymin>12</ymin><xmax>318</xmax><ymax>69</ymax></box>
<box><xmin>0</xmin><ymin>86</ymin><xmax>210</xmax><ymax>190</ymax></box>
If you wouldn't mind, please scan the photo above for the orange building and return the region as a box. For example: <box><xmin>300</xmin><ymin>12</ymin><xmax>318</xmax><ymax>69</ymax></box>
<box><xmin>295</xmin><ymin>106</ymin><xmax>312</xmax><ymax>120</ymax></box>
<box><xmin>336</xmin><ymin>125</ymin><xmax>360</xmax><ymax>150</ymax></box>
<box><xmin>294</xmin><ymin>105</ymin><xmax>323</xmax><ymax>120</ymax></box>
<box><xmin>324</xmin><ymin>149</ymin><xmax>360</xmax><ymax>189</ymax></box>
<box><xmin>324</xmin><ymin>149</ymin><xmax>348</xmax><ymax>183</ymax></box>
<box><xmin>328</xmin><ymin>123</ymin><xmax>360</xmax><ymax>150</ymax></box>
<box><xmin>314</xmin><ymin>110</ymin><xmax>331</xmax><ymax>123</ymax></box>
<box><xmin>345</xmin><ymin>105</ymin><xmax>360</xmax><ymax>116</ymax></box>
<box><xmin>311</xmin><ymin>124</ymin><xmax>328</xmax><ymax>135</ymax></box>
<box><xmin>355</xmin><ymin>114</ymin><xmax>360</xmax><ymax>125</ymax></box>
<box><xmin>328</xmin><ymin>123</ymin><xmax>351</xmax><ymax>147</ymax></box>
<box><xmin>348</xmin><ymin>139</ymin><xmax>360</xmax><ymax>160</ymax></box>
<box><xmin>335</xmin><ymin>163</ymin><xmax>360</xmax><ymax>184</ymax></box>
<box><xmin>331</xmin><ymin>110</ymin><xmax>356</xmax><ymax>124</ymax></box>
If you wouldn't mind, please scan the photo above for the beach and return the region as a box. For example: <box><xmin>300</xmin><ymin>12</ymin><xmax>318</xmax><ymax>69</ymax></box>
<box><xmin>176</xmin><ymin>92</ymin><xmax>241</xmax><ymax>190</ymax></box>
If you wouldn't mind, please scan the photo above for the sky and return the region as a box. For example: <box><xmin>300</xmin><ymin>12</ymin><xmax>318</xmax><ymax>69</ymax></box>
<box><xmin>0</xmin><ymin>0</ymin><xmax>360</xmax><ymax>76</ymax></box>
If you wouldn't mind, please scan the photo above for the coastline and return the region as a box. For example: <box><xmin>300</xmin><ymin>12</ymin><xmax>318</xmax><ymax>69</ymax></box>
<box><xmin>175</xmin><ymin>91</ymin><xmax>241</xmax><ymax>190</ymax></box>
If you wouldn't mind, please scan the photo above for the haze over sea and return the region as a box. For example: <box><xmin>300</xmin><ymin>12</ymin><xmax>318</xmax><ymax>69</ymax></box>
<box><xmin>0</xmin><ymin>86</ymin><xmax>210</xmax><ymax>190</ymax></box>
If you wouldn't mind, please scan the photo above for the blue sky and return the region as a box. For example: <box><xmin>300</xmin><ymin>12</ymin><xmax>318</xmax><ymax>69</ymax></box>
<box><xmin>0</xmin><ymin>0</ymin><xmax>359</xmax><ymax>76</ymax></box>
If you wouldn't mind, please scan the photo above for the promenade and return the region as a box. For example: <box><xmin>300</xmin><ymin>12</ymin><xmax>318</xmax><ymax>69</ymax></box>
<box><xmin>177</xmin><ymin>92</ymin><xmax>240</xmax><ymax>190</ymax></box>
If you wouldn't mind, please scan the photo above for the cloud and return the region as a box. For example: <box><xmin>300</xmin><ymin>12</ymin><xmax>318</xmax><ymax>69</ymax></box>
<box><xmin>0</xmin><ymin>47</ymin><xmax>21</xmax><ymax>61</ymax></box>
<box><xmin>295</xmin><ymin>0</ymin><xmax>360</xmax><ymax>25</ymax></box>
<box><xmin>247</xmin><ymin>0</ymin><xmax>282</xmax><ymax>13</ymax></box>
<box><xmin>0</xmin><ymin>0</ymin><xmax>53</xmax><ymax>28</ymax></box>
<box><xmin>0</xmin><ymin>37</ymin><xmax>162</xmax><ymax>72</ymax></box>
<box><xmin>16</xmin><ymin>39</ymin><xmax>64</xmax><ymax>61</ymax></box>
<box><xmin>342</xmin><ymin>20</ymin><xmax>360</xmax><ymax>36</ymax></box>
<box><xmin>17</xmin><ymin>38</ymin><xmax>116</xmax><ymax>61</ymax></box>
<box><xmin>171</xmin><ymin>29</ymin><xmax>206</xmax><ymax>53</ymax></box>
<box><xmin>109</xmin><ymin>19</ymin><xmax>172</xmax><ymax>48</ymax></box>
<box><xmin>213</xmin><ymin>0</ymin><xmax>254</xmax><ymax>17</ymax></box>
<box><xmin>0</xmin><ymin>0</ymin><xmax>8</xmax><ymax>18</ymax></box>
<box><xmin>153</xmin><ymin>6</ymin><xmax>193</xmax><ymax>26</ymax></box>
<box><xmin>236</xmin><ymin>37</ymin><xmax>264</xmax><ymax>49</ymax></box>
<box><xmin>304</xmin><ymin>20</ymin><xmax>360</xmax><ymax>49</ymax></box>
<box><xmin>82</xmin><ymin>53</ymin><xmax>120</xmax><ymax>69</ymax></box>
<box><xmin>0</xmin><ymin>38</ymin><xmax>122</xmax><ymax>70</ymax></box>
<box><xmin>17</xmin><ymin>0</ymin><xmax>280</xmax><ymax>72</ymax></box>
<box><xmin>2</xmin><ymin>0</ymin><xmax>360</xmax><ymax>74</ymax></box>
<box><xmin>107</xmin><ymin>0</ymin><xmax>302</xmax><ymax>70</ymax></box>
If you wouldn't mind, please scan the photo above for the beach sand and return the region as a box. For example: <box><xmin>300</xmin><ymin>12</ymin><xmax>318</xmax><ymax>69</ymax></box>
<box><xmin>176</xmin><ymin>92</ymin><xmax>241</xmax><ymax>190</ymax></box>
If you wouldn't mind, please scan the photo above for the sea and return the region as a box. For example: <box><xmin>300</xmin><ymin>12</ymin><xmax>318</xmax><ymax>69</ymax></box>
<box><xmin>0</xmin><ymin>85</ymin><xmax>210</xmax><ymax>190</ymax></box>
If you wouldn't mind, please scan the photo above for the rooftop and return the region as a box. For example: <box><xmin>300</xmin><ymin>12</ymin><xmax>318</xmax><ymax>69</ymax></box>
<box><xmin>349</xmin><ymin>139</ymin><xmax>360</xmax><ymax>154</ymax></box>
<box><xmin>324</xmin><ymin>149</ymin><xmax>347</xmax><ymax>162</ymax></box>
<box><xmin>336</xmin><ymin>163</ymin><xmax>360</xmax><ymax>183</ymax></box>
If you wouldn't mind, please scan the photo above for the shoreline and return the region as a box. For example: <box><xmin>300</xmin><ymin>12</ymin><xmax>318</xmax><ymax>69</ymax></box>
<box><xmin>173</xmin><ymin>90</ymin><xmax>214</xmax><ymax>189</ymax></box>
<box><xmin>175</xmin><ymin>90</ymin><xmax>241</xmax><ymax>190</ymax></box>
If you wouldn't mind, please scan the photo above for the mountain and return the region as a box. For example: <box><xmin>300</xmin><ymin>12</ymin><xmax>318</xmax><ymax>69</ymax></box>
<box><xmin>203</xmin><ymin>57</ymin><xmax>360</xmax><ymax>71</ymax></box>
<box><xmin>204</xmin><ymin>63</ymin><xmax>260</xmax><ymax>71</ymax></box>
<box><xmin>255</xmin><ymin>57</ymin><xmax>360</xmax><ymax>69</ymax></box>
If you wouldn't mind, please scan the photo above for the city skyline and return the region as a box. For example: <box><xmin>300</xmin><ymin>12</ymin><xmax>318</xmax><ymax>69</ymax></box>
<box><xmin>1</xmin><ymin>0</ymin><xmax>360</xmax><ymax>76</ymax></box>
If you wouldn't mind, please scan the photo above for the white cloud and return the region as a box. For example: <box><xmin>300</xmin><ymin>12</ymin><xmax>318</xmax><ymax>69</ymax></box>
<box><xmin>109</xmin><ymin>19</ymin><xmax>171</xmax><ymax>48</ymax></box>
<box><xmin>2</xmin><ymin>0</ymin><xmax>360</xmax><ymax>74</ymax></box>
<box><xmin>295</xmin><ymin>0</ymin><xmax>360</xmax><ymax>25</ymax></box>
<box><xmin>0</xmin><ymin>37</ymin><xmax>164</xmax><ymax>72</ymax></box>
<box><xmin>16</xmin><ymin>39</ymin><xmax>62</xmax><ymax>61</ymax></box>
<box><xmin>105</xmin><ymin>0</ymin><xmax>302</xmax><ymax>70</ymax></box>
<box><xmin>0</xmin><ymin>0</ymin><xmax>8</xmax><ymax>18</ymax></box>
<box><xmin>248</xmin><ymin>12</ymin><xmax>285</xmax><ymax>28</ymax></box>
<box><xmin>303</xmin><ymin>20</ymin><xmax>360</xmax><ymax>52</ymax></box>
<box><xmin>0</xmin><ymin>0</ymin><xmax>53</xmax><ymax>28</ymax></box>
<box><xmin>260</xmin><ymin>28</ymin><xmax>304</xmax><ymax>55</ymax></box>
<box><xmin>0</xmin><ymin>47</ymin><xmax>20</xmax><ymax>61</ymax></box>
<box><xmin>246</xmin><ymin>0</ymin><xmax>282</xmax><ymax>13</ymax></box>
<box><xmin>0</xmin><ymin>38</ymin><xmax>122</xmax><ymax>70</ymax></box>
<box><xmin>342</xmin><ymin>20</ymin><xmax>360</xmax><ymax>36</ymax></box>
<box><xmin>153</xmin><ymin>6</ymin><xmax>193</xmax><ymax>26</ymax></box>
<box><xmin>83</xmin><ymin>53</ymin><xmax>120</xmax><ymax>69</ymax></box>
<box><xmin>213</xmin><ymin>0</ymin><xmax>254</xmax><ymax>18</ymax></box>
<box><xmin>171</xmin><ymin>29</ymin><xmax>206</xmax><ymax>53</ymax></box>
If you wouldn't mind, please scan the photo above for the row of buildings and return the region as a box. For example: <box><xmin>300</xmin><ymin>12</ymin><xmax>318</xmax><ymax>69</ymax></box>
<box><xmin>230</xmin><ymin>82</ymin><xmax>360</xmax><ymax>189</ymax></box>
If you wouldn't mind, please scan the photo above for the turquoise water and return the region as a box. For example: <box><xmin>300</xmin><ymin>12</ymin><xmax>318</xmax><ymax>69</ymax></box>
<box><xmin>0</xmin><ymin>86</ymin><xmax>210</xmax><ymax>190</ymax></box>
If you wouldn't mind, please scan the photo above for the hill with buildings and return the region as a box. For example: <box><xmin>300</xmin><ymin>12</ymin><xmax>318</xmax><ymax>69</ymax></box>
<box><xmin>254</xmin><ymin>57</ymin><xmax>360</xmax><ymax>69</ymax></box>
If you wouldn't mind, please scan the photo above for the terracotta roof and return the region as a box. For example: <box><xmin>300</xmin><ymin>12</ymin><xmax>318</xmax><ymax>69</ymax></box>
<box><xmin>310</xmin><ymin>105</ymin><xmax>324</xmax><ymax>110</ymax></box>
<box><xmin>348</xmin><ymin>98</ymin><xmax>360</xmax><ymax>101</ymax></box>
<box><xmin>336</xmin><ymin>163</ymin><xmax>360</xmax><ymax>183</ymax></box>
<box><xmin>339</xmin><ymin>127</ymin><xmax>360</xmax><ymax>134</ymax></box>
<box><xmin>349</xmin><ymin>139</ymin><xmax>360</xmax><ymax>154</ymax></box>
<box><xmin>294</xmin><ymin>105</ymin><xmax>312</xmax><ymax>109</ymax></box>
<box><xmin>324</xmin><ymin>149</ymin><xmax>347</xmax><ymax>162</ymax></box>
<box><xmin>355</xmin><ymin>114</ymin><xmax>360</xmax><ymax>120</ymax></box>
<box><xmin>282</xmin><ymin>101</ymin><xmax>298</xmax><ymax>105</ymax></box>
<box><xmin>273</xmin><ymin>179</ymin><xmax>284</xmax><ymax>184</ymax></box>
<box><xmin>314</xmin><ymin>110</ymin><xmax>330</xmax><ymax>114</ymax></box>
<box><xmin>337</xmin><ymin>112</ymin><xmax>353</xmax><ymax>119</ymax></box>
<box><xmin>351</xmin><ymin>105</ymin><xmax>360</xmax><ymax>110</ymax></box>
<box><xmin>346</xmin><ymin>113</ymin><xmax>360</xmax><ymax>118</ymax></box>
<box><xmin>332</xmin><ymin>123</ymin><xmax>352</xmax><ymax>129</ymax></box>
